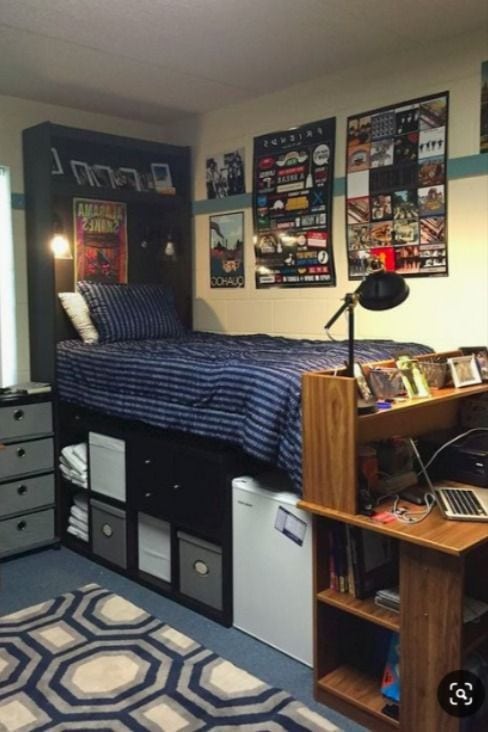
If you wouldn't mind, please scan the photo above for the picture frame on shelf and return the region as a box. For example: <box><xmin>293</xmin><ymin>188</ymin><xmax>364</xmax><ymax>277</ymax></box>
<box><xmin>113</xmin><ymin>167</ymin><xmax>141</xmax><ymax>191</ymax></box>
<box><xmin>51</xmin><ymin>147</ymin><xmax>63</xmax><ymax>175</ymax></box>
<box><xmin>70</xmin><ymin>160</ymin><xmax>94</xmax><ymax>186</ymax></box>
<box><xmin>447</xmin><ymin>354</ymin><xmax>483</xmax><ymax>388</ymax></box>
<box><xmin>91</xmin><ymin>164</ymin><xmax>116</xmax><ymax>188</ymax></box>
<box><xmin>354</xmin><ymin>362</ymin><xmax>375</xmax><ymax>402</ymax></box>
<box><xmin>459</xmin><ymin>346</ymin><xmax>488</xmax><ymax>381</ymax></box>
<box><xmin>151</xmin><ymin>163</ymin><xmax>175</xmax><ymax>194</ymax></box>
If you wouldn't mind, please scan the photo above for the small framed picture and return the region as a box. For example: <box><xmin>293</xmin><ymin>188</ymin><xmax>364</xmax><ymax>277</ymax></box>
<box><xmin>354</xmin><ymin>363</ymin><xmax>375</xmax><ymax>401</ymax></box>
<box><xmin>51</xmin><ymin>147</ymin><xmax>63</xmax><ymax>175</ymax></box>
<box><xmin>91</xmin><ymin>164</ymin><xmax>116</xmax><ymax>188</ymax></box>
<box><xmin>70</xmin><ymin>160</ymin><xmax>93</xmax><ymax>186</ymax></box>
<box><xmin>151</xmin><ymin>163</ymin><xmax>175</xmax><ymax>194</ymax></box>
<box><xmin>448</xmin><ymin>354</ymin><xmax>483</xmax><ymax>388</ymax></box>
<box><xmin>113</xmin><ymin>167</ymin><xmax>141</xmax><ymax>191</ymax></box>
<box><xmin>459</xmin><ymin>347</ymin><xmax>488</xmax><ymax>381</ymax></box>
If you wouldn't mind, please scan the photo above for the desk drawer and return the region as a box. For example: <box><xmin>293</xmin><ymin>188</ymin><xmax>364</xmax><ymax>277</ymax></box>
<box><xmin>0</xmin><ymin>402</ymin><xmax>52</xmax><ymax>440</ymax></box>
<box><xmin>0</xmin><ymin>508</ymin><xmax>55</xmax><ymax>556</ymax></box>
<box><xmin>0</xmin><ymin>474</ymin><xmax>55</xmax><ymax>518</ymax></box>
<box><xmin>0</xmin><ymin>438</ymin><xmax>54</xmax><ymax>480</ymax></box>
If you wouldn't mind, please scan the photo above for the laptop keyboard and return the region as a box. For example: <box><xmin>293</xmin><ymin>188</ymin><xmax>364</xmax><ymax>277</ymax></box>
<box><xmin>440</xmin><ymin>489</ymin><xmax>488</xmax><ymax>517</ymax></box>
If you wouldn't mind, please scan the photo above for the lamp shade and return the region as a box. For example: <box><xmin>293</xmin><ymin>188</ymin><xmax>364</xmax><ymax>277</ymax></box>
<box><xmin>358</xmin><ymin>270</ymin><xmax>409</xmax><ymax>311</ymax></box>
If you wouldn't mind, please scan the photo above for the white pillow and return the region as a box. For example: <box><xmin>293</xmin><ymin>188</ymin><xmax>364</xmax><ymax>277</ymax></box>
<box><xmin>58</xmin><ymin>292</ymin><xmax>99</xmax><ymax>344</ymax></box>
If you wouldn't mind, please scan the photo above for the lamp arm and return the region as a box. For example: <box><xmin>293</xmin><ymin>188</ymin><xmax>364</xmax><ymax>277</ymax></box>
<box><xmin>324</xmin><ymin>283</ymin><xmax>363</xmax><ymax>332</ymax></box>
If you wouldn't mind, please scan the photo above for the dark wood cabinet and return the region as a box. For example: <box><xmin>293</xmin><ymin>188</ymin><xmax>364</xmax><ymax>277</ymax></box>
<box><xmin>22</xmin><ymin>122</ymin><xmax>192</xmax><ymax>383</ymax></box>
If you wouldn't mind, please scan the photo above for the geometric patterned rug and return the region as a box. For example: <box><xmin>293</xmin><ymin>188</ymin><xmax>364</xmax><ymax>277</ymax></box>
<box><xmin>0</xmin><ymin>584</ymin><xmax>341</xmax><ymax>731</ymax></box>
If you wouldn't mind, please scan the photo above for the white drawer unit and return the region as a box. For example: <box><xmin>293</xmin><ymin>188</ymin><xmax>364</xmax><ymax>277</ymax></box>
<box><xmin>0</xmin><ymin>394</ymin><xmax>56</xmax><ymax>557</ymax></box>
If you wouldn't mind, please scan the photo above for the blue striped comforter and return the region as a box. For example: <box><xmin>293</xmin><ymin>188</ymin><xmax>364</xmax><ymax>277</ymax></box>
<box><xmin>57</xmin><ymin>333</ymin><xmax>432</xmax><ymax>489</ymax></box>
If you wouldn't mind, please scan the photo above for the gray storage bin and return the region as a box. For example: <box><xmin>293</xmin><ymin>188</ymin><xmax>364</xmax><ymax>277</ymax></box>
<box><xmin>138</xmin><ymin>513</ymin><xmax>171</xmax><ymax>582</ymax></box>
<box><xmin>0</xmin><ymin>438</ymin><xmax>54</xmax><ymax>480</ymax></box>
<box><xmin>178</xmin><ymin>531</ymin><xmax>222</xmax><ymax>610</ymax></box>
<box><xmin>0</xmin><ymin>508</ymin><xmax>54</xmax><ymax>557</ymax></box>
<box><xmin>0</xmin><ymin>402</ymin><xmax>52</xmax><ymax>441</ymax></box>
<box><xmin>0</xmin><ymin>474</ymin><xmax>55</xmax><ymax>517</ymax></box>
<box><xmin>91</xmin><ymin>499</ymin><xmax>127</xmax><ymax>568</ymax></box>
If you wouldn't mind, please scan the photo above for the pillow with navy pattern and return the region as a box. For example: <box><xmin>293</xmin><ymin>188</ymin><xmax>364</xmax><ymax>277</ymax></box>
<box><xmin>77</xmin><ymin>282</ymin><xmax>184</xmax><ymax>343</ymax></box>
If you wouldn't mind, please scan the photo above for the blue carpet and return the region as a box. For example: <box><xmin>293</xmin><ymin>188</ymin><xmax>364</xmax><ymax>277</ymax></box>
<box><xmin>0</xmin><ymin>547</ymin><xmax>367</xmax><ymax>731</ymax></box>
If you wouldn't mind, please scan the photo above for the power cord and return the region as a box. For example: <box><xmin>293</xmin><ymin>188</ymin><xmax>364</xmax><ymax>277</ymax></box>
<box><xmin>419</xmin><ymin>427</ymin><xmax>488</xmax><ymax>475</ymax></box>
<box><xmin>389</xmin><ymin>438</ymin><xmax>437</xmax><ymax>524</ymax></box>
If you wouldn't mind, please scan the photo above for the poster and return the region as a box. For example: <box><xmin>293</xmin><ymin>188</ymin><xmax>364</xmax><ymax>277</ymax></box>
<box><xmin>481</xmin><ymin>61</ymin><xmax>488</xmax><ymax>153</ymax></box>
<box><xmin>253</xmin><ymin>117</ymin><xmax>336</xmax><ymax>288</ymax></box>
<box><xmin>206</xmin><ymin>149</ymin><xmax>245</xmax><ymax>198</ymax></box>
<box><xmin>210</xmin><ymin>212</ymin><xmax>245</xmax><ymax>288</ymax></box>
<box><xmin>346</xmin><ymin>92</ymin><xmax>449</xmax><ymax>279</ymax></box>
<box><xmin>74</xmin><ymin>198</ymin><xmax>128</xmax><ymax>283</ymax></box>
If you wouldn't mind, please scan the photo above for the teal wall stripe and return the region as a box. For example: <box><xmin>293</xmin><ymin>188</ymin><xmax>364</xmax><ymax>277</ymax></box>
<box><xmin>11</xmin><ymin>153</ymin><xmax>487</xmax><ymax>214</ymax></box>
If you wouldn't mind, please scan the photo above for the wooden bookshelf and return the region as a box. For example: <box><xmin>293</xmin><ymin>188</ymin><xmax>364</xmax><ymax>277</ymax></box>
<box><xmin>301</xmin><ymin>362</ymin><xmax>488</xmax><ymax>732</ymax></box>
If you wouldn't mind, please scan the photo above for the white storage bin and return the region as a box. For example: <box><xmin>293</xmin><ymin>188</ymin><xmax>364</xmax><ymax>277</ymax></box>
<box><xmin>138</xmin><ymin>513</ymin><xmax>171</xmax><ymax>582</ymax></box>
<box><xmin>89</xmin><ymin>432</ymin><xmax>126</xmax><ymax>502</ymax></box>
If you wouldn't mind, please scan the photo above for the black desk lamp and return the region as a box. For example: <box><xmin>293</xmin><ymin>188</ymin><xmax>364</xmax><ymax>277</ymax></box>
<box><xmin>324</xmin><ymin>267</ymin><xmax>410</xmax><ymax>377</ymax></box>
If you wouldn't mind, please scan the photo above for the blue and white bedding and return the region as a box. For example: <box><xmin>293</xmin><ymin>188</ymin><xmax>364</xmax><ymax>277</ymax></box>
<box><xmin>57</xmin><ymin>332</ymin><xmax>432</xmax><ymax>489</ymax></box>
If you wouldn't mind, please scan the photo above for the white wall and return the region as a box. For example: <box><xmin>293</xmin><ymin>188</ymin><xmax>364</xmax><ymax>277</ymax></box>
<box><xmin>0</xmin><ymin>94</ymin><xmax>171</xmax><ymax>382</ymax></box>
<box><xmin>168</xmin><ymin>30</ymin><xmax>488</xmax><ymax>352</ymax></box>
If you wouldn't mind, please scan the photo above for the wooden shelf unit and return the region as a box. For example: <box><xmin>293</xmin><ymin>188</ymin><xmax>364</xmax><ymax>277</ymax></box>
<box><xmin>300</xmin><ymin>359</ymin><xmax>488</xmax><ymax>732</ymax></box>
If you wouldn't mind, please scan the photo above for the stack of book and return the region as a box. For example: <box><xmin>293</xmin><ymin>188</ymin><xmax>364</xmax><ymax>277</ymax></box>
<box><xmin>375</xmin><ymin>587</ymin><xmax>400</xmax><ymax>613</ymax></box>
<box><xmin>328</xmin><ymin>525</ymin><xmax>397</xmax><ymax>598</ymax></box>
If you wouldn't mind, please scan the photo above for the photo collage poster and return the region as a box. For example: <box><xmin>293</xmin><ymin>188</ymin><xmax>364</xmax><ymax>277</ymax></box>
<box><xmin>346</xmin><ymin>92</ymin><xmax>449</xmax><ymax>279</ymax></box>
<box><xmin>253</xmin><ymin>117</ymin><xmax>336</xmax><ymax>288</ymax></box>
<box><xmin>74</xmin><ymin>198</ymin><xmax>128</xmax><ymax>283</ymax></box>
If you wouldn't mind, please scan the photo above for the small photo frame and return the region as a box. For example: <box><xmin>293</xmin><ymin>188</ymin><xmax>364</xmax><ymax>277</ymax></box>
<box><xmin>91</xmin><ymin>164</ymin><xmax>116</xmax><ymax>188</ymax></box>
<box><xmin>51</xmin><ymin>147</ymin><xmax>63</xmax><ymax>175</ymax></box>
<box><xmin>114</xmin><ymin>167</ymin><xmax>141</xmax><ymax>191</ymax></box>
<box><xmin>459</xmin><ymin>347</ymin><xmax>488</xmax><ymax>382</ymax></box>
<box><xmin>70</xmin><ymin>160</ymin><xmax>94</xmax><ymax>186</ymax></box>
<box><xmin>447</xmin><ymin>354</ymin><xmax>482</xmax><ymax>388</ymax></box>
<box><xmin>151</xmin><ymin>163</ymin><xmax>174</xmax><ymax>193</ymax></box>
<box><xmin>354</xmin><ymin>363</ymin><xmax>375</xmax><ymax>401</ymax></box>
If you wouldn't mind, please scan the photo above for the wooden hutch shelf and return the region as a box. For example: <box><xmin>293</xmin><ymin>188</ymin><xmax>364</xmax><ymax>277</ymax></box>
<box><xmin>301</xmin><ymin>356</ymin><xmax>488</xmax><ymax>732</ymax></box>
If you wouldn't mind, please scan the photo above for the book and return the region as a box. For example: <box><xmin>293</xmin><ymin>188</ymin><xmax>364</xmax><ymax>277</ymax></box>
<box><xmin>10</xmin><ymin>382</ymin><xmax>51</xmax><ymax>395</ymax></box>
<box><xmin>347</xmin><ymin>527</ymin><xmax>397</xmax><ymax>599</ymax></box>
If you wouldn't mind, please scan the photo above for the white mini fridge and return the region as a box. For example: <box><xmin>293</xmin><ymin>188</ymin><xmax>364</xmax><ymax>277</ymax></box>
<box><xmin>232</xmin><ymin>473</ymin><xmax>313</xmax><ymax>666</ymax></box>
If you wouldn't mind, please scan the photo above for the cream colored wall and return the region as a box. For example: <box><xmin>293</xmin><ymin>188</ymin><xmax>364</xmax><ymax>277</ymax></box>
<box><xmin>169</xmin><ymin>30</ymin><xmax>488</xmax><ymax>351</ymax></box>
<box><xmin>1</xmin><ymin>94</ymin><xmax>171</xmax><ymax>381</ymax></box>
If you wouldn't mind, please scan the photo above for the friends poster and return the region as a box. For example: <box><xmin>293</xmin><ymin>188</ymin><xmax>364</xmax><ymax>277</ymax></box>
<box><xmin>74</xmin><ymin>198</ymin><xmax>128</xmax><ymax>283</ymax></box>
<box><xmin>346</xmin><ymin>92</ymin><xmax>449</xmax><ymax>279</ymax></box>
<box><xmin>253</xmin><ymin>117</ymin><xmax>336</xmax><ymax>288</ymax></box>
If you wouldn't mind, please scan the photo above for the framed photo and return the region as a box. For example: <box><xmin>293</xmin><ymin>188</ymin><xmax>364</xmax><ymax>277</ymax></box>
<box><xmin>70</xmin><ymin>160</ymin><xmax>94</xmax><ymax>186</ymax></box>
<box><xmin>151</xmin><ymin>163</ymin><xmax>174</xmax><ymax>194</ymax></box>
<box><xmin>91</xmin><ymin>164</ymin><xmax>116</xmax><ymax>188</ymax></box>
<box><xmin>113</xmin><ymin>167</ymin><xmax>141</xmax><ymax>191</ymax></box>
<box><xmin>354</xmin><ymin>363</ymin><xmax>375</xmax><ymax>401</ymax></box>
<box><xmin>447</xmin><ymin>354</ymin><xmax>482</xmax><ymax>388</ymax></box>
<box><xmin>51</xmin><ymin>147</ymin><xmax>63</xmax><ymax>175</ymax></box>
<box><xmin>209</xmin><ymin>211</ymin><xmax>244</xmax><ymax>288</ymax></box>
<box><xmin>459</xmin><ymin>347</ymin><xmax>488</xmax><ymax>382</ymax></box>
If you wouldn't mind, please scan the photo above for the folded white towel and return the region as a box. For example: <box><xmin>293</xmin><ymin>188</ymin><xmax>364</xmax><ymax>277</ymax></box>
<box><xmin>60</xmin><ymin>465</ymin><xmax>88</xmax><ymax>489</ymax></box>
<box><xmin>67</xmin><ymin>524</ymin><xmax>89</xmax><ymax>542</ymax></box>
<box><xmin>61</xmin><ymin>444</ymin><xmax>88</xmax><ymax>475</ymax></box>
<box><xmin>72</xmin><ymin>442</ymin><xmax>87</xmax><ymax>464</ymax></box>
<box><xmin>71</xmin><ymin>505</ymin><xmax>88</xmax><ymax>522</ymax></box>
<box><xmin>69</xmin><ymin>515</ymin><xmax>88</xmax><ymax>533</ymax></box>
<box><xmin>60</xmin><ymin>455</ymin><xmax>87</xmax><ymax>477</ymax></box>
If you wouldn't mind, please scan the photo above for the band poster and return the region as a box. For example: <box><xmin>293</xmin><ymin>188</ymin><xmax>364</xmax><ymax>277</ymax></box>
<box><xmin>74</xmin><ymin>198</ymin><xmax>128</xmax><ymax>283</ymax></box>
<box><xmin>209</xmin><ymin>211</ymin><xmax>245</xmax><ymax>288</ymax></box>
<box><xmin>346</xmin><ymin>92</ymin><xmax>449</xmax><ymax>279</ymax></box>
<box><xmin>253</xmin><ymin>117</ymin><xmax>336</xmax><ymax>288</ymax></box>
<box><xmin>481</xmin><ymin>61</ymin><xmax>488</xmax><ymax>153</ymax></box>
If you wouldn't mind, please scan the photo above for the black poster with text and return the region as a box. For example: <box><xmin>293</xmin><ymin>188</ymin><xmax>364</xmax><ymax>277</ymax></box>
<box><xmin>253</xmin><ymin>118</ymin><xmax>336</xmax><ymax>288</ymax></box>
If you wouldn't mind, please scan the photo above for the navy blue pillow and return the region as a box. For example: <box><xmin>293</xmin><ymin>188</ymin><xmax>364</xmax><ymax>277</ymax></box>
<box><xmin>77</xmin><ymin>282</ymin><xmax>184</xmax><ymax>343</ymax></box>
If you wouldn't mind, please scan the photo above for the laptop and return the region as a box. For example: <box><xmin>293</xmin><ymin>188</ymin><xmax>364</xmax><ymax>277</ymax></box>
<box><xmin>407</xmin><ymin>437</ymin><xmax>488</xmax><ymax>522</ymax></box>
<box><xmin>434</xmin><ymin>485</ymin><xmax>488</xmax><ymax>522</ymax></box>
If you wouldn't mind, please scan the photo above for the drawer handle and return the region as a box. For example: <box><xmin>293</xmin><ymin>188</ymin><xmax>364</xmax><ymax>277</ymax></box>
<box><xmin>193</xmin><ymin>560</ymin><xmax>209</xmax><ymax>576</ymax></box>
<box><xmin>17</xmin><ymin>520</ymin><xmax>27</xmax><ymax>531</ymax></box>
<box><xmin>172</xmin><ymin>483</ymin><xmax>181</xmax><ymax>491</ymax></box>
<box><xmin>17</xmin><ymin>484</ymin><xmax>28</xmax><ymax>496</ymax></box>
<box><xmin>17</xmin><ymin>448</ymin><xmax>26</xmax><ymax>458</ymax></box>
<box><xmin>13</xmin><ymin>409</ymin><xmax>24</xmax><ymax>421</ymax></box>
<box><xmin>144</xmin><ymin>491</ymin><xmax>152</xmax><ymax>499</ymax></box>
<box><xmin>101</xmin><ymin>523</ymin><xmax>113</xmax><ymax>538</ymax></box>
<box><xmin>144</xmin><ymin>458</ymin><xmax>152</xmax><ymax>465</ymax></box>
